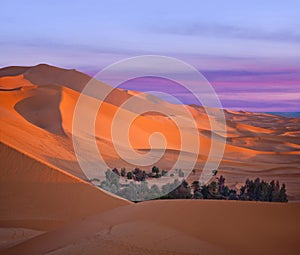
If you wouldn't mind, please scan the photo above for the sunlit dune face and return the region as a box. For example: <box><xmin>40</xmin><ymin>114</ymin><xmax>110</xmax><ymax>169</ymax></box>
<box><xmin>128</xmin><ymin>113</ymin><xmax>181</xmax><ymax>150</ymax></box>
<box><xmin>94</xmin><ymin>101</ymin><xmax>182</xmax><ymax>170</ymax></box>
<box><xmin>0</xmin><ymin>74</ymin><xmax>33</xmax><ymax>89</ymax></box>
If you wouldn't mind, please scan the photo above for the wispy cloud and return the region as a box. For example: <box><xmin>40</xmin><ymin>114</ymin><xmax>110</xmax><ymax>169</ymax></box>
<box><xmin>151</xmin><ymin>22</ymin><xmax>300</xmax><ymax>43</ymax></box>
<box><xmin>202</xmin><ymin>69</ymin><xmax>300</xmax><ymax>84</ymax></box>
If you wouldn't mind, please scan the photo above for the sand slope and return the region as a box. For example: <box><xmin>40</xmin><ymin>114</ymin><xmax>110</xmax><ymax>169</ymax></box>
<box><xmin>0</xmin><ymin>141</ymin><xmax>129</xmax><ymax>227</ymax></box>
<box><xmin>2</xmin><ymin>200</ymin><xmax>300</xmax><ymax>255</ymax></box>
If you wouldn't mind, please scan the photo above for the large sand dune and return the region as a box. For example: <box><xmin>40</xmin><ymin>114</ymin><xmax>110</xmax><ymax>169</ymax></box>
<box><xmin>1</xmin><ymin>64</ymin><xmax>300</xmax><ymax>254</ymax></box>
<box><xmin>1</xmin><ymin>64</ymin><xmax>299</xmax><ymax>197</ymax></box>
<box><xmin>0</xmin><ymin>141</ymin><xmax>129</xmax><ymax>250</ymax></box>
<box><xmin>2</xmin><ymin>200</ymin><xmax>300</xmax><ymax>255</ymax></box>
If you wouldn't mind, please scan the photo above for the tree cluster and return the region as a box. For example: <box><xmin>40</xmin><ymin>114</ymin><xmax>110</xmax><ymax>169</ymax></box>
<box><xmin>98</xmin><ymin>168</ymin><xmax>185</xmax><ymax>201</ymax></box>
<box><xmin>191</xmin><ymin>176</ymin><xmax>287</xmax><ymax>202</ymax></box>
<box><xmin>110</xmin><ymin>166</ymin><xmax>170</xmax><ymax>182</ymax></box>
<box><xmin>96</xmin><ymin>168</ymin><xmax>288</xmax><ymax>202</ymax></box>
<box><xmin>239</xmin><ymin>178</ymin><xmax>288</xmax><ymax>202</ymax></box>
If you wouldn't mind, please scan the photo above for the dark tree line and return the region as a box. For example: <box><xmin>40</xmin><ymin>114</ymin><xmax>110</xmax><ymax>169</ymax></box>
<box><xmin>190</xmin><ymin>176</ymin><xmax>287</xmax><ymax>202</ymax></box>
<box><xmin>111</xmin><ymin>166</ymin><xmax>168</xmax><ymax>182</ymax></box>
<box><xmin>96</xmin><ymin>168</ymin><xmax>288</xmax><ymax>202</ymax></box>
<box><xmin>239</xmin><ymin>178</ymin><xmax>288</xmax><ymax>202</ymax></box>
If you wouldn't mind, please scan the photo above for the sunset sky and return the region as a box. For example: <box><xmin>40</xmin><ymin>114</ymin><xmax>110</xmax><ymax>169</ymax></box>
<box><xmin>1</xmin><ymin>0</ymin><xmax>300</xmax><ymax>112</ymax></box>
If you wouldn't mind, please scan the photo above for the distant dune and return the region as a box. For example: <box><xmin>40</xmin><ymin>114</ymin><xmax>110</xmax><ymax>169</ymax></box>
<box><xmin>1</xmin><ymin>64</ymin><xmax>300</xmax><ymax>254</ymax></box>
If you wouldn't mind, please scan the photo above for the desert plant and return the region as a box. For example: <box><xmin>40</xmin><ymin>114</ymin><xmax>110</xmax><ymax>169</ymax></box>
<box><xmin>120</xmin><ymin>167</ymin><xmax>126</xmax><ymax>177</ymax></box>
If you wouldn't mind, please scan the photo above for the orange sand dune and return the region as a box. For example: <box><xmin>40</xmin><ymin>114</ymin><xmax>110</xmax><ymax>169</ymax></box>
<box><xmin>0</xmin><ymin>74</ymin><xmax>34</xmax><ymax>90</ymax></box>
<box><xmin>0</xmin><ymin>63</ymin><xmax>133</xmax><ymax>108</ymax></box>
<box><xmin>1</xmin><ymin>64</ymin><xmax>300</xmax><ymax>254</ymax></box>
<box><xmin>1</xmin><ymin>64</ymin><xmax>300</xmax><ymax>198</ymax></box>
<box><xmin>0</xmin><ymin>142</ymin><xmax>129</xmax><ymax>229</ymax></box>
<box><xmin>0</xmin><ymin>140</ymin><xmax>129</xmax><ymax>251</ymax></box>
<box><xmin>2</xmin><ymin>200</ymin><xmax>300</xmax><ymax>255</ymax></box>
<box><xmin>0</xmin><ymin>228</ymin><xmax>44</xmax><ymax>251</ymax></box>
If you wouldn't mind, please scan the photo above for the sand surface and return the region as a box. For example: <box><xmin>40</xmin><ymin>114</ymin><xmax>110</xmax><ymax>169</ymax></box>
<box><xmin>2</xmin><ymin>200</ymin><xmax>300</xmax><ymax>255</ymax></box>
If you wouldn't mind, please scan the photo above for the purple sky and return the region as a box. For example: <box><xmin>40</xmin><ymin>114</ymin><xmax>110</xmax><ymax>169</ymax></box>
<box><xmin>1</xmin><ymin>0</ymin><xmax>300</xmax><ymax>112</ymax></box>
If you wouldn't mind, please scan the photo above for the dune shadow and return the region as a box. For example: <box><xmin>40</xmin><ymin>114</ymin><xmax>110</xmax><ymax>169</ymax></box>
<box><xmin>14</xmin><ymin>86</ymin><xmax>66</xmax><ymax>135</ymax></box>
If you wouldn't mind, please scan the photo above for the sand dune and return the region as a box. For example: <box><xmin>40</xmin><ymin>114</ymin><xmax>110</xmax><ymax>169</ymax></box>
<box><xmin>0</xmin><ymin>65</ymin><xmax>300</xmax><ymax>185</ymax></box>
<box><xmin>1</xmin><ymin>64</ymin><xmax>299</xmax><ymax>193</ymax></box>
<box><xmin>1</xmin><ymin>64</ymin><xmax>300</xmax><ymax>254</ymax></box>
<box><xmin>2</xmin><ymin>200</ymin><xmax>300</xmax><ymax>255</ymax></box>
<box><xmin>0</xmin><ymin>140</ymin><xmax>129</xmax><ymax>252</ymax></box>
<box><xmin>0</xmin><ymin>228</ymin><xmax>44</xmax><ymax>251</ymax></box>
<box><xmin>0</xmin><ymin>75</ymin><xmax>33</xmax><ymax>90</ymax></box>
<box><xmin>0</xmin><ymin>142</ymin><xmax>129</xmax><ymax>229</ymax></box>
<box><xmin>14</xmin><ymin>85</ymin><xmax>65</xmax><ymax>135</ymax></box>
